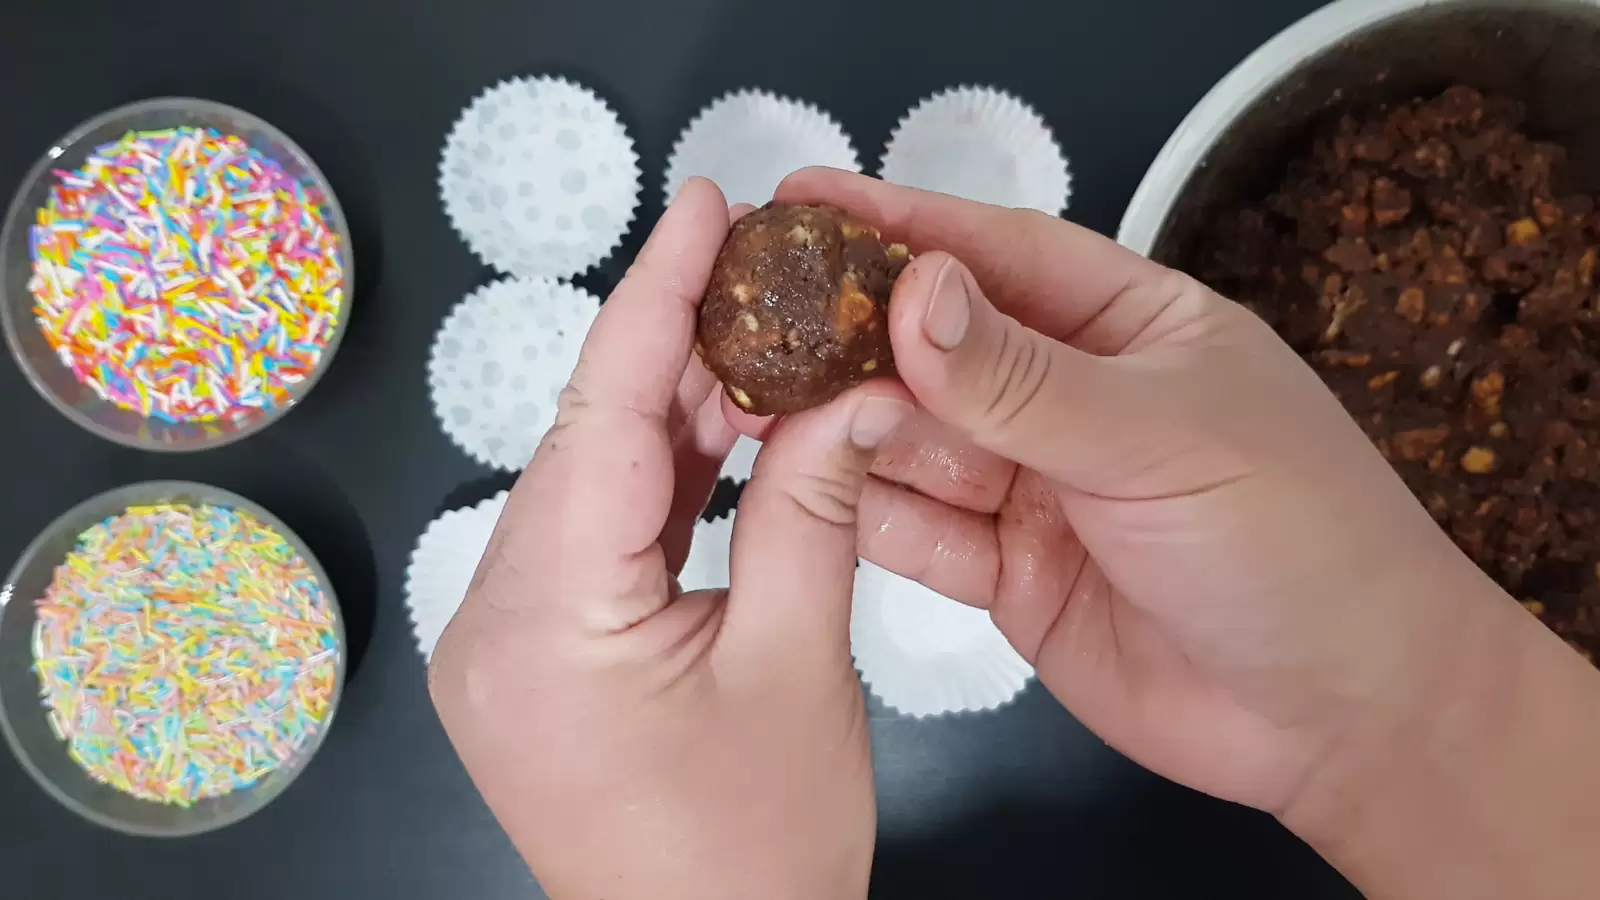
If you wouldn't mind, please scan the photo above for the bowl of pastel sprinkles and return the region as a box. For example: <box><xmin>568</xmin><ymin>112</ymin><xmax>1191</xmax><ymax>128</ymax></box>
<box><xmin>0</xmin><ymin>97</ymin><xmax>352</xmax><ymax>450</ymax></box>
<box><xmin>0</xmin><ymin>481</ymin><xmax>343</xmax><ymax>836</ymax></box>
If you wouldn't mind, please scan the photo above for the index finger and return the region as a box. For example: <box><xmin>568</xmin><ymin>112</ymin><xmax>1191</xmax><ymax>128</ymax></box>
<box><xmin>774</xmin><ymin>167</ymin><xmax>1173</xmax><ymax>355</ymax></box>
<box><xmin>485</xmin><ymin>177</ymin><xmax>733</xmax><ymax>632</ymax></box>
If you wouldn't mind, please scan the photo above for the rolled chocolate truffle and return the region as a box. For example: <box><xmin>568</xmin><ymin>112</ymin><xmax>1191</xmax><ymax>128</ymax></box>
<box><xmin>697</xmin><ymin>202</ymin><xmax>910</xmax><ymax>415</ymax></box>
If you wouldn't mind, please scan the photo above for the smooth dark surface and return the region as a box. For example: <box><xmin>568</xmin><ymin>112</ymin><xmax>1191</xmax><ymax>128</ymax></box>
<box><xmin>0</xmin><ymin>1</ymin><xmax>1355</xmax><ymax>897</ymax></box>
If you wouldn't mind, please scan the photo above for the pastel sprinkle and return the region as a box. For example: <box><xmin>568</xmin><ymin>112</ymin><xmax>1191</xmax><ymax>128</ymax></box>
<box><xmin>28</xmin><ymin>126</ymin><xmax>344</xmax><ymax>423</ymax></box>
<box><xmin>30</xmin><ymin>504</ymin><xmax>339</xmax><ymax>806</ymax></box>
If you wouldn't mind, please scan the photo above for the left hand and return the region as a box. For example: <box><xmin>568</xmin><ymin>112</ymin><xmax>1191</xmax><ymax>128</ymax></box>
<box><xmin>428</xmin><ymin>178</ymin><xmax>909</xmax><ymax>900</ymax></box>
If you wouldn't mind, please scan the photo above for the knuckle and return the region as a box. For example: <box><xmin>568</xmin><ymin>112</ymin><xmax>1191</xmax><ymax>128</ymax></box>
<box><xmin>552</xmin><ymin>380</ymin><xmax>593</xmax><ymax>425</ymax></box>
<box><xmin>1007</xmin><ymin>207</ymin><xmax>1066</xmax><ymax>234</ymax></box>
<box><xmin>1145</xmin><ymin>269</ymin><xmax>1209</xmax><ymax>310</ymax></box>
<box><xmin>995</xmin><ymin>209</ymin><xmax>1069</xmax><ymax>276</ymax></box>
<box><xmin>1124</xmin><ymin>269</ymin><xmax>1218</xmax><ymax>326</ymax></box>
<box><xmin>542</xmin><ymin>381</ymin><xmax>603</xmax><ymax>452</ymax></box>
<box><xmin>973</xmin><ymin>321</ymin><xmax>1053</xmax><ymax>433</ymax></box>
<box><xmin>781</xmin><ymin>469</ymin><xmax>862</xmax><ymax>528</ymax></box>
<box><xmin>424</xmin><ymin>642</ymin><xmax>448</xmax><ymax>700</ymax></box>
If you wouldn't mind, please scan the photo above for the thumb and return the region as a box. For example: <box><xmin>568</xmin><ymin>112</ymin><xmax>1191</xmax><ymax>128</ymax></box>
<box><xmin>887</xmin><ymin>252</ymin><xmax>1190</xmax><ymax>493</ymax></box>
<box><xmin>721</xmin><ymin>382</ymin><xmax>914</xmax><ymax>660</ymax></box>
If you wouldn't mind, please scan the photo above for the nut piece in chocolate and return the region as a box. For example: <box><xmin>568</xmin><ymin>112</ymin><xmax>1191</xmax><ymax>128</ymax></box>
<box><xmin>696</xmin><ymin>202</ymin><xmax>909</xmax><ymax>416</ymax></box>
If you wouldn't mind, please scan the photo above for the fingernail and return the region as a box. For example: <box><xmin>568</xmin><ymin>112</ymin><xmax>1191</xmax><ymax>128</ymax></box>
<box><xmin>850</xmin><ymin>396</ymin><xmax>912</xmax><ymax>450</ymax></box>
<box><xmin>923</xmin><ymin>260</ymin><xmax>972</xmax><ymax>350</ymax></box>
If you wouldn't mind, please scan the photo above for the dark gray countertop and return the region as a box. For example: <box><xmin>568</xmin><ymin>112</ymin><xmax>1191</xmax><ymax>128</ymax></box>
<box><xmin>0</xmin><ymin>0</ymin><xmax>1357</xmax><ymax>895</ymax></box>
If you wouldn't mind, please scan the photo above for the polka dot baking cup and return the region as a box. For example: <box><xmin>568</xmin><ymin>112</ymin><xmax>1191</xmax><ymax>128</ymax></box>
<box><xmin>720</xmin><ymin>435</ymin><xmax>762</xmax><ymax>483</ymax></box>
<box><xmin>404</xmin><ymin>491</ymin><xmax>508</xmax><ymax>661</ymax></box>
<box><xmin>664</xmin><ymin>89</ymin><xmax>861</xmax><ymax>207</ymax></box>
<box><xmin>439</xmin><ymin>75</ymin><xmax>641</xmax><ymax>279</ymax></box>
<box><xmin>851</xmin><ymin>560</ymin><xmax>1033</xmax><ymax>717</ymax></box>
<box><xmin>29</xmin><ymin>503</ymin><xmax>339</xmax><ymax>806</ymax></box>
<box><xmin>879</xmin><ymin>85</ymin><xmax>1072</xmax><ymax>215</ymax></box>
<box><xmin>27</xmin><ymin>126</ymin><xmax>345</xmax><ymax>423</ymax></box>
<box><xmin>680</xmin><ymin>509</ymin><xmax>735</xmax><ymax>593</ymax></box>
<box><xmin>428</xmin><ymin>276</ymin><xmax>600</xmax><ymax>471</ymax></box>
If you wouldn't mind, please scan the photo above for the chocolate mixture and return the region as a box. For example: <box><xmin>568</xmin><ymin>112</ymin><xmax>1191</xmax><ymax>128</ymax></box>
<box><xmin>1196</xmin><ymin>86</ymin><xmax>1600</xmax><ymax>663</ymax></box>
<box><xmin>698</xmin><ymin>203</ymin><xmax>908</xmax><ymax>416</ymax></box>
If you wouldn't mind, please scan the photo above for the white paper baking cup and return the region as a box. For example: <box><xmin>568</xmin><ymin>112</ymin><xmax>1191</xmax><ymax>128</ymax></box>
<box><xmin>428</xmin><ymin>276</ymin><xmax>601</xmax><ymax>471</ymax></box>
<box><xmin>664</xmin><ymin>89</ymin><xmax>861</xmax><ymax>207</ymax></box>
<box><xmin>440</xmin><ymin>75</ymin><xmax>642</xmax><ymax>279</ymax></box>
<box><xmin>720</xmin><ymin>436</ymin><xmax>762</xmax><ymax>483</ymax></box>
<box><xmin>851</xmin><ymin>560</ymin><xmax>1034</xmax><ymax>717</ymax></box>
<box><xmin>680</xmin><ymin>510</ymin><xmax>735</xmax><ymax>593</ymax></box>
<box><xmin>405</xmin><ymin>492</ymin><xmax>510</xmax><ymax>661</ymax></box>
<box><xmin>879</xmin><ymin>85</ymin><xmax>1072</xmax><ymax>215</ymax></box>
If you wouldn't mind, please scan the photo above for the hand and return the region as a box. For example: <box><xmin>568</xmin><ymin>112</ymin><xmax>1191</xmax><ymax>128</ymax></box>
<box><xmin>763</xmin><ymin>167</ymin><xmax>1492</xmax><ymax>809</ymax></box>
<box><xmin>428</xmin><ymin>179</ymin><xmax>906</xmax><ymax>900</ymax></box>
<box><xmin>767</xmin><ymin>169</ymin><xmax>1600</xmax><ymax>898</ymax></box>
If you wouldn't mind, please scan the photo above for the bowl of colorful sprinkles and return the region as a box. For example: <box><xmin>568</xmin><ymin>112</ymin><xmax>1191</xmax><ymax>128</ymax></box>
<box><xmin>0</xmin><ymin>97</ymin><xmax>352</xmax><ymax>450</ymax></box>
<box><xmin>0</xmin><ymin>481</ymin><xmax>344</xmax><ymax>836</ymax></box>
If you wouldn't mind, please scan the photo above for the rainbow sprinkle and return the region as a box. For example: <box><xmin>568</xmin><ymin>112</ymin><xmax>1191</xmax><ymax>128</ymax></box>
<box><xmin>30</xmin><ymin>504</ymin><xmax>339</xmax><ymax>806</ymax></box>
<box><xmin>28</xmin><ymin>126</ymin><xmax>345</xmax><ymax>423</ymax></box>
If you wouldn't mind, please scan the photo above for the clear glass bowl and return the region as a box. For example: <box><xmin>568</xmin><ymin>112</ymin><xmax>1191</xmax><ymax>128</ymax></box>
<box><xmin>0</xmin><ymin>97</ymin><xmax>355</xmax><ymax>451</ymax></box>
<box><xmin>0</xmin><ymin>481</ymin><xmax>346</xmax><ymax>837</ymax></box>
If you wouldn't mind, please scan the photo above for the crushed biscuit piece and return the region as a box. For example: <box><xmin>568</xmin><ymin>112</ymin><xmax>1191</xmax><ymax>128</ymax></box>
<box><xmin>840</xmin><ymin>221</ymin><xmax>879</xmax><ymax>240</ymax></box>
<box><xmin>738</xmin><ymin>311</ymin><xmax>760</xmax><ymax>333</ymax></box>
<box><xmin>1394</xmin><ymin>426</ymin><xmax>1450</xmax><ymax>461</ymax></box>
<box><xmin>834</xmin><ymin>279</ymin><xmax>876</xmax><ymax>334</ymax></box>
<box><xmin>732</xmin><ymin>283</ymin><xmax>756</xmax><ymax>305</ymax></box>
<box><xmin>1533</xmin><ymin>196</ymin><xmax>1564</xmax><ymax>229</ymax></box>
<box><xmin>1471</xmin><ymin>370</ymin><xmax>1505</xmax><ymax>416</ymax></box>
<box><xmin>1324</xmin><ymin>236</ymin><xmax>1375</xmax><ymax>273</ymax></box>
<box><xmin>862</xmin><ymin>359</ymin><xmax>878</xmax><ymax>373</ymax></box>
<box><xmin>1318</xmin><ymin>350</ymin><xmax>1373</xmax><ymax>367</ymax></box>
<box><xmin>1461</xmin><ymin>446</ymin><xmax>1497</xmax><ymax>474</ymax></box>
<box><xmin>1506</xmin><ymin>217</ymin><xmax>1541</xmax><ymax>246</ymax></box>
<box><xmin>1339</xmin><ymin>204</ymin><xmax>1370</xmax><ymax>235</ymax></box>
<box><xmin>1371</xmin><ymin>177</ymin><xmax>1412</xmax><ymax>226</ymax></box>
<box><xmin>730</xmin><ymin>387</ymin><xmax>753</xmax><ymax>409</ymax></box>
<box><xmin>1368</xmin><ymin>370</ymin><xmax>1401</xmax><ymax>390</ymax></box>
<box><xmin>1396</xmin><ymin>287</ymin><xmax>1426</xmax><ymax>324</ymax></box>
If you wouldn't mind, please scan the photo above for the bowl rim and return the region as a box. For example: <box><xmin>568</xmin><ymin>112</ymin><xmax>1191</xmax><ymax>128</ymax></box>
<box><xmin>0</xmin><ymin>480</ymin><xmax>347</xmax><ymax>837</ymax></box>
<box><xmin>0</xmin><ymin>96</ymin><xmax>356</xmax><ymax>452</ymax></box>
<box><xmin>1115</xmin><ymin>0</ymin><xmax>1600</xmax><ymax>255</ymax></box>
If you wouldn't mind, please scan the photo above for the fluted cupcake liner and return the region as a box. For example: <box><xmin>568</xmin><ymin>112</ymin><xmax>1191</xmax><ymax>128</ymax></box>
<box><xmin>664</xmin><ymin>88</ymin><xmax>860</xmax><ymax>208</ymax></box>
<box><xmin>440</xmin><ymin>75</ymin><xmax>641</xmax><ymax>279</ymax></box>
<box><xmin>879</xmin><ymin>85</ymin><xmax>1072</xmax><ymax>215</ymax></box>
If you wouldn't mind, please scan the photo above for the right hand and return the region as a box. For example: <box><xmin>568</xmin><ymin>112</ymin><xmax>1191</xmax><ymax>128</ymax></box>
<box><xmin>765</xmin><ymin>168</ymin><xmax>1562</xmax><ymax>818</ymax></box>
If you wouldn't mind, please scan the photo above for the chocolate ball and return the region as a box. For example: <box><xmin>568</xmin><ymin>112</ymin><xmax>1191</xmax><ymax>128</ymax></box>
<box><xmin>696</xmin><ymin>202</ymin><xmax>909</xmax><ymax>415</ymax></box>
